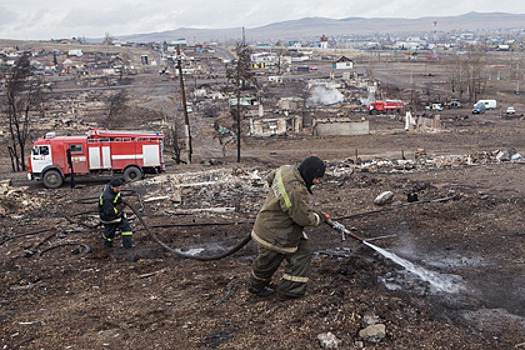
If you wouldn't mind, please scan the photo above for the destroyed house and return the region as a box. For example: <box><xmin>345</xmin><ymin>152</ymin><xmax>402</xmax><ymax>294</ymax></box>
<box><xmin>278</xmin><ymin>97</ymin><xmax>305</xmax><ymax>111</ymax></box>
<box><xmin>313</xmin><ymin>118</ymin><xmax>369</xmax><ymax>136</ymax></box>
<box><xmin>229</xmin><ymin>97</ymin><xmax>258</xmax><ymax>106</ymax></box>
<box><xmin>332</xmin><ymin>56</ymin><xmax>354</xmax><ymax>70</ymax></box>
<box><xmin>249</xmin><ymin>115</ymin><xmax>302</xmax><ymax>136</ymax></box>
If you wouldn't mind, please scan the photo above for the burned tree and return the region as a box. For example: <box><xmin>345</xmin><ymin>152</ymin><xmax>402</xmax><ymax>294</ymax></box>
<box><xmin>166</xmin><ymin>116</ymin><xmax>185</xmax><ymax>164</ymax></box>
<box><xmin>274</xmin><ymin>47</ymin><xmax>287</xmax><ymax>76</ymax></box>
<box><xmin>465</xmin><ymin>47</ymin><xmax>490</xmax><ymax>102</ymax></box>
<box><xmin>163</xmin><ymin>97</ymin><xmax>187</xmax><ymax>165</ymax></box>
<box><xmin>213</xmin><ymin>120</ymin><xmax>236</xmax><ymax>157</ymax></box>
<box><xmin>104</xmin><ymin>90</ymin><xmax>128</xmax><ymax>129</ymax></box>
<box><xmin>225</xmin><ymin>43</ymin><xmax>258</xmax><ymax>162</ymax></box>
<box><xmin>3</xmin><ymin>53</ymin><xmax>47</xmax><ymax>172</ymax></box>
<box><xmin>103</xmin><ymin>32</ymin><xmax>114</xmax><ymax>45</ymax></box>
<box><xmin>447</xmin><ymin>46</ymin><xmax>490</xmax><ymax>102</ymax></box>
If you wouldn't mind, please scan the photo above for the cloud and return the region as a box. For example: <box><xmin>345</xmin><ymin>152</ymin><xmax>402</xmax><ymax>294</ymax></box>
<box><xmin>1</xmin><ymin>0</ymin><xmax>525</xmax><ymax>40</ymax></box>
<box><xmin>0</xmin><ymin>6</ymin><xmax>20</xmax><ymax>30</ymax></box>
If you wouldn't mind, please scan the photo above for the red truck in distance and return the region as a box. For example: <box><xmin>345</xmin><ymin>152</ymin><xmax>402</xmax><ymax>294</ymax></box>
<box><xmin>366</xmin><ymin>100</ymin><xmax>405</xmax><ymax>115</ymax></box>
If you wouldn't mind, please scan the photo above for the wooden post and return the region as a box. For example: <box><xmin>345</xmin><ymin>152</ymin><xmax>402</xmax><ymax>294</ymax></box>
<box><xmin>176</xmin><ymin>45</ymin><xmax>192</xmax><ymax>163</ymax></box>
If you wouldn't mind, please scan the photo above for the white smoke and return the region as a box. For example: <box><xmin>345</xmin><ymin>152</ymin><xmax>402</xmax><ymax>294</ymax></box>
<box><xmin>307</xmin><ymin>86</ymin><xmax>344</xmax><ymax>106</ymax></box>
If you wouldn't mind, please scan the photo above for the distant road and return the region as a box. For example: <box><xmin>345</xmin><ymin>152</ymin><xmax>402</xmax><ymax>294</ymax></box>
<box><xmin>210</xmin><ymin>46</ymin><xmax>235</xmax><ymax>62</ymax></box>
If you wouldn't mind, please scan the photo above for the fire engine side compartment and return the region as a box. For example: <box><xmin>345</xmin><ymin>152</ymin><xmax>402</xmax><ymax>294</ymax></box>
<box><xmin>142</xmin><ymin>140</ymin><xmax>162</xmax><ymax>167</ymax></box>
<box><xmin>111</xmin><ymin>139</ymin><xmax>140</xmax><ymax>169</ymax></box>
<box><xmin>88</xmin><ymin>135</ymin><xmax>162</xmax><ymax>170</ymax></box>
<box><xmin>88</xmin><ymin>138</ymin><xmax>112</xmax><ymax>170</ymax></box>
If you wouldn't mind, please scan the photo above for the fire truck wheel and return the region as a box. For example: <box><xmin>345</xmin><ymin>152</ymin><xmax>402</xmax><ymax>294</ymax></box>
<box><xmin>43</xmin><ymin>169</ymin><xmax>63</xmax><ymax>189</ymax></box>
<box><xmin>123</xmin><ymin>166</ymin><xmax>143</xmax><ymax>182</ymax></box>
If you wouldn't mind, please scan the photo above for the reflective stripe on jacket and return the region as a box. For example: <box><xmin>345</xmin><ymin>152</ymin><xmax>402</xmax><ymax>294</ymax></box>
<box><xmin>252</xmin><ymin>165</ymin><xmax>321</xmax><ymax>252</ymax></box>
<box><xmin>98</xmin><ymin>184</ymin><xmax>123</xmax><ymax>223</ymax></box>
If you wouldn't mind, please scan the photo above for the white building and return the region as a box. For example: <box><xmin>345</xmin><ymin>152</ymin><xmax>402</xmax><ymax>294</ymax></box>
<box><xmin>332</xmin><ymin>56</ymin><xmax>354</xmax><ymax>70</ymax></box>
<box><xmin>250</xmin><ymin>52</ymin><xmax>277</xmax><ymax>65</ymax></box>
<box><xmin>319</xmin><ymin>35</ymin><xmax>328</xmax><ymax>49</ymax></box>
<box><xmin>68</xmin><ymin>49</ymin><xmax>83</xmax><ymax>57</ymax></box>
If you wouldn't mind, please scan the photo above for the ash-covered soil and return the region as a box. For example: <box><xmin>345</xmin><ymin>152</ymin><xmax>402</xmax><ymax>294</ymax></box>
<box><xmin>2</xmin><ymin>151</ymin><xmax>525</xmax><ymax>349</ymax></box>
<box><xmin>0</xmin><ymin>43</ymin><xmax>525</xmax><ymax>350</ymax></box>
<box><xmin>2</xmin><ymin>56</ymin><xmax>525</xmax><ymax>348</ymax></box>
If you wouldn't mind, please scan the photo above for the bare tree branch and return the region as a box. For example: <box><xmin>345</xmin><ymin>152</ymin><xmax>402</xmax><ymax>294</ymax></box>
<box><xmin>3</xmin><ymin>53</ymin><xmax>46</xmax><ymax>172</ymax></box>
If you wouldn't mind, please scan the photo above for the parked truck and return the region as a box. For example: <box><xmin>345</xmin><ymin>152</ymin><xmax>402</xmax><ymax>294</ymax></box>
<box><xmin>28</xmin><ymin>129</ymin><xmax>165</xmax><ymax>188</ymax></box>
<box><xmin>296</xmin><ymin>65</ymin><xmax>311</xmax><ymax>72</ymax></box>
<box><xmin>474</xmin><ymin>99</ymin><xmax>497</xmax><ymax>110</ymax></box>
<box><xmin>366</xmin><ymin>100</ymin><xmax>405</xmax><ymax>115</ymax></box>
<box><xmin>472</xmin><ymin>102</ymin><xmax>486</xmax><ymax>114</ymax></box>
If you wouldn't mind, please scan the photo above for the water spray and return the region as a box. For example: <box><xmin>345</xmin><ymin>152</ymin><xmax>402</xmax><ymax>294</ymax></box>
<box><xmin>322</xmin><ymin>213</ymin><xmax>465</xmax><ymax>293</ymax></box>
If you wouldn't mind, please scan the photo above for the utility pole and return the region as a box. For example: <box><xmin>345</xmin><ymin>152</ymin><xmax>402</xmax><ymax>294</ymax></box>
<box><xmin>236</xmin><ymin>58</ymin><xmax>242</xmax><ymax>163</ymax></box>
<box><xmin>236</xmin><ymin>27</ymin><xmax>246</xmax><ymax>163</ymax></box>
<box><xmin>176</xmin><ymin>44</ymin><xmax>192</xmax><ymax>163</ymax></box>
<box><xmin>432</xmin><ymin>21</ymin><xmax>438</xmax><ymax>60</ymax></box>
<box><xmin>516</xmin><ymin>62</ymin><xmax>521</xmax><ymax>95</ymax></box>
<box><xmin>410</xmin><ymin>69</ymin><xmax>415</xmax><ymax>106</ymax></box>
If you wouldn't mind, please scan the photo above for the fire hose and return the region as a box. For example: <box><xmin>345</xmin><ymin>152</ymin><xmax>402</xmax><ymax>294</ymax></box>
<box><xmin>0</xmin><ymin>193</ymin><xmax>456</xmax><ymax>261</ymax></box>
<box><xmin>57</xmin><ymin>193</ymin><xmax>458</xmax><ymax>261</ymax></box>
<box><xmin>123</xmin><ymin>199</ymin><xmax>253</xmax><ymax>261</ymax></box>
<box><xmin>123</xmin><ymin>201</ymin><xmax>388</xmax><ymax>261</ymax></box>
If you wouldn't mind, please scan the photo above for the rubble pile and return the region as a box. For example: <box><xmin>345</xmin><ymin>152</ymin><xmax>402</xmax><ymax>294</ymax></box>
<box><xmin>0</xmin><ymin>180</ymin><xmax>47</xmax><ymax>217</ymax></box>
<box><xmin>137</xmin><ymin>168</ymin><xmax>268</xmax><ymax>216</ymax></box>
<box><xmin>421</xmin><ymin>148</ymin><xmax>523</xmax><ymax>166</ymax></box>
<box><xmin>324</xmin><ymin>147</ymin><xmax>523</xmax><ymax>176</ymax></box>
<box><xmin>127</xmin><ymin>147</ymin><xmax>524</xmax><ymax>219</ymax></box>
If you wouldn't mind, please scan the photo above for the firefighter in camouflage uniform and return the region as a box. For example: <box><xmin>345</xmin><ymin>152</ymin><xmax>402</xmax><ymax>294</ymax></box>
<box><xmin>98</xmin><ymin>178</ymin><xmax>133</xmax><ymax>249</ymax></box>
<box><xmin>249</xmin><ymin>156</ymin><xmax>326</xmax><ymax>298</ymax></box>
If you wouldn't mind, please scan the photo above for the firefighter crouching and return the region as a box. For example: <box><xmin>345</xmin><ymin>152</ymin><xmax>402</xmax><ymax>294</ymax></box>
<box><xmin>249</xmin><ymin>156</ymin><xmax>326</xmax><ymax>298</ymax></box>
<box><xmin>98</xmin><ymin>178</ymin><xmax>133</xmax><ymax>249</ymax></box>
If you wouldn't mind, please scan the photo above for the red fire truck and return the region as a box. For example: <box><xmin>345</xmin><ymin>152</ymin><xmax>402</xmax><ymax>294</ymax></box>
<box><xmin>366</xmin><ymin>100</ymin><xmax>405</xmax><ymax>115</ymax></box>
<box><xmin>28</xmin><ymin>129</ymin><xmax>165</xmax><ymax>188</ymax></box>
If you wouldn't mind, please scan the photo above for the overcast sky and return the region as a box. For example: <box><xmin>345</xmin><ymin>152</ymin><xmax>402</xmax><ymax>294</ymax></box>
<box><xmin>1</xmin><ymin>0</ymin><xmax>525</xmax><ymax>40</ymax></box>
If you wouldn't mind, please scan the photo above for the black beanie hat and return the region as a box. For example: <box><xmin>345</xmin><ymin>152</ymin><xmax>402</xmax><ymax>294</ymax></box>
<box><xmin>109</xmin><ymin>177</ymin><xmax>124</xmax><ymax>187</ymax></box>
<box><xmin>298</xmin><ymin>156</ymin><xmax>325</xmax><ymax>193</ymax></box>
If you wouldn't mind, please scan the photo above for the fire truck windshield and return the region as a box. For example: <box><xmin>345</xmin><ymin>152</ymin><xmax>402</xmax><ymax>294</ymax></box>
<box><xmin>33</xmin><ymin>145</ymin><xmax>49</xmax><ymax>156</ymax></box>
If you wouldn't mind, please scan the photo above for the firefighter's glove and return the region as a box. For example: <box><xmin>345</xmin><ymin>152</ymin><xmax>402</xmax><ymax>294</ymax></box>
<box><xmin>115</xmin><ymin>203</ymin><xmax>126</xmax><ymax>213</ymax></box>
<box><xmin>315</xmin><ymin>210</ymin><xmax>330</xmax><ymax>222</ymax></box>
<box><xmin>313</xmin><ymin>210</ymin><xmax>329</xmax><ymax>226</ymax></box>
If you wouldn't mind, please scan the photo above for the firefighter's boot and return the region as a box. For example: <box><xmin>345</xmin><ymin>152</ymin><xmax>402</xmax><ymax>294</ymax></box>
<box><xmin>248</xmin><ymin>284</ymin><xmax>275</xmax><ymax>297</ymax></box>
<box><xmin>122</xmin><ymin>233</ymin><xmax>133</xmax><ymax>249</ymax></box>
<box><xmin>101</xmin><ymin>233</ymin><xmax>113</xmax><ymax>248</ymax></box>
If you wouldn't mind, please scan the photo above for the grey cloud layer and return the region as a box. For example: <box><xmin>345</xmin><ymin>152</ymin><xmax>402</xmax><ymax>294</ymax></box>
<box><xmin>1</xmin><ymin>0</ymin><xmax>524</xmax><ymax>40</ymax></box>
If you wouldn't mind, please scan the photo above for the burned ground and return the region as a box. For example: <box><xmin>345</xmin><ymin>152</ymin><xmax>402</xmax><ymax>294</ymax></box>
<box><xmin>2</xmin><ymin>46</ymin><xmax>525</xmax><ymax>349</ymax></box>
<box><xmin>2</xmin><ymin>152</ymin><xmax>525</xmax><ymax>349</ymax></box>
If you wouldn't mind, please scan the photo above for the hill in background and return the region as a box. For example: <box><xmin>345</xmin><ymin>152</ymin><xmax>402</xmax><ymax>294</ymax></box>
<box><xmin>117</xmin><ymin>12</ymin><xmax>525</xmax><ymax>43</ymax></box>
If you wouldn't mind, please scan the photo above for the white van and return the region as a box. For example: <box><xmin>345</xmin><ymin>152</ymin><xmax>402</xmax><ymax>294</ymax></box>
<box><xmin>474</xmin><ymin>100</ymin><xmax>497</xmax><ymax>110</ymax></box>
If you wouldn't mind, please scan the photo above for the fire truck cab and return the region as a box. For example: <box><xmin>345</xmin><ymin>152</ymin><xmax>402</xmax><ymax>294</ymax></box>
<box><xmin>28</xmin><ymin>129</ymin><xmax>165</xmax><ymax>188</ymax></box>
